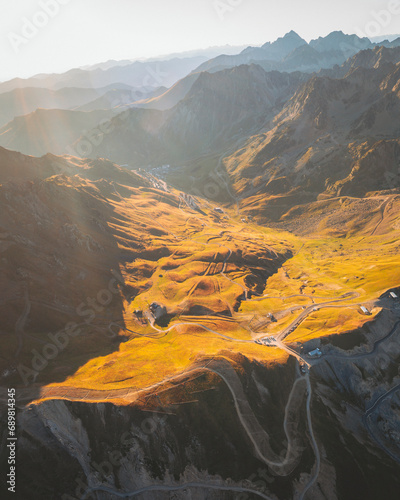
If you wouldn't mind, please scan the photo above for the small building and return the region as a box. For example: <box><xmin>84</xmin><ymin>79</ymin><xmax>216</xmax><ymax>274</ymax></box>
<box><xmin>214</xmin><ymin>207</ymin><xmax>224</xmax><ymax>214</ymax></box>
<box><xmin>308</xmin><ymin>348</ymin><xmax>322</xmax><ymax>358</ymax></box>
<box><xmin>360</xmin><ymin>306</ymin><xmax>371</xmax><ymax>315</ymax></box>
<box><xmin>390</xmin><ymin>292</ymin><xmax>398</xmax><ymax>299</ymax></box>
<box><xmin>149</xmin><ymin>302</ymin><xmax>167</xmax><ymax>320</ymax></box>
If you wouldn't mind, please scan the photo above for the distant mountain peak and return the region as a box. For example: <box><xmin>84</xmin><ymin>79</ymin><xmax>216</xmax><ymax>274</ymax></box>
<box><xmin>258</xmin><ymin>31</ymin><xmax>307</xmax><ymax>59</ymax></box>
<box><xmin>262</xmin><ymin>30</ymin><xmax>306</xmax><ymax>47</ymax></box>
<box><xmin>309</xmin><ymin>31</ymin><xmax>373</xmax><ymax>54</ymax></box>
<box><xmin>284</xmin><ymin>30</ymin><xmax>304</xmax><ymax>39</ymax></box>
<box><xmin>329</xmin><ymin>30</ymin><xmax>345</xmax><ymax>36</ymax></box>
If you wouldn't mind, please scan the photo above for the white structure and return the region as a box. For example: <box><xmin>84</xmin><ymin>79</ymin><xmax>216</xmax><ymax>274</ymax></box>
<box><xmin>390</xmin><ymin>292</ymin><xmax>398</xmax><ymax>299</ymax></box>
<box><xmin>360</xmin><ymin>306</ymin><xmax>371</xmax><ymax>315</ymax></box>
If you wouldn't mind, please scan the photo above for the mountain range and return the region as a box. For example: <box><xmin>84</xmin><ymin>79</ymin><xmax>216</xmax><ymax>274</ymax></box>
<box><xmin>194</xmin><ymin>30</ymin><xmax>400</xmax><ymax>74</ymax></box>
<box><xmin>0</xmin><ymin>56</ymin><xmax>206</xmax><ymax>94</ymax></box>
<box><xmin>1</xmin><ymin>38</ymin><xmax>399</xmax><ymax>224</ymax></box>
<box><xmin>7</xmin><ymin>44</ymin><xmax>392</xmax><ymax>224</ymax></box>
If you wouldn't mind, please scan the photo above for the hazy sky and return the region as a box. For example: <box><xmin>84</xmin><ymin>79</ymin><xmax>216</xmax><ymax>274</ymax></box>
<box><xmin>1</xmin><ymin>0</ymin><xmax>400</xmax><ymax>81</ymax></box>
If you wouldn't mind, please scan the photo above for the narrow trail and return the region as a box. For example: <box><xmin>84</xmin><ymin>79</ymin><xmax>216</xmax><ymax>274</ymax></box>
<box><xmin>370</xmin><ymin>197</ymin><xmax>390</xmax><ymax>236</ymax></box>
<box><xmin>252</xmin><ymin>292</ymin><xmax>358</xmax><ymax>302</ymax></box>
<box><xmin>145</xmin><ymin>319</ymin><xmax>254</xmax><ymax>343</ymax></box>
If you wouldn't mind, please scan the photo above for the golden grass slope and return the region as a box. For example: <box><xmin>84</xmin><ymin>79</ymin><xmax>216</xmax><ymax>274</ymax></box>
<box><xmin>43</xmin><ymin>180</ymin><xmax>400</xmax><ymax>401</ymax></box>
<box><xmin>2</xmin><ymin>150</ymin><xmax>399</xmax><ymax>403</ymax></box>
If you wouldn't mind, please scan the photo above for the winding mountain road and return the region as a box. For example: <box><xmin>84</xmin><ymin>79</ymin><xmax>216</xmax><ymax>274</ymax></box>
<box><xmin>276</xmin><ymin>292</ymin><xmax>361</xmax><ymax>342</ymax></box>
<box><xmin>299</xmin><ymin>374</ymin><xmax>320</xmax><ymax>500</ymax></box>
<box><xmin>362</xmin><ymin>383</ymin><xmax>400</xmax><ymax>464</ymax></box>
<box><xmin>81</xmin><ymin>482</ymin><xmax>274</xmax><ymax>500</ymax></box>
